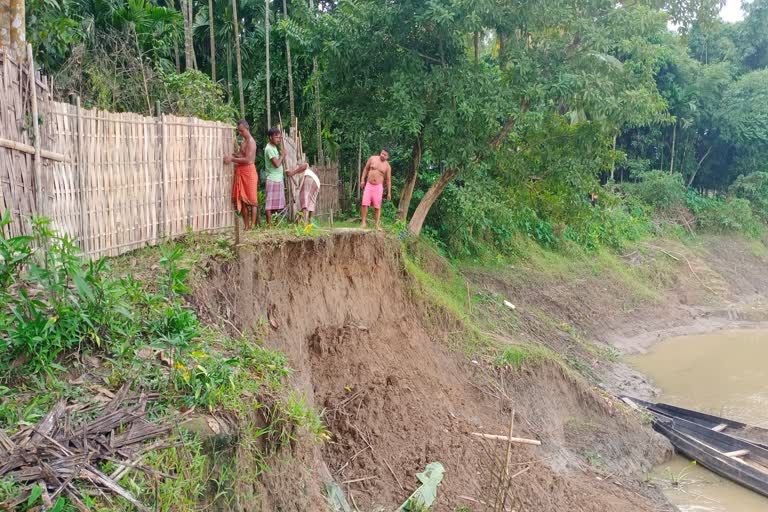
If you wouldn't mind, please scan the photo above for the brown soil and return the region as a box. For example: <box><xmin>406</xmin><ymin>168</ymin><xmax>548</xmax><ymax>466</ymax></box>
<box><xmin>193</xmin><ymin>231</ymin><xmax>674</xmax><ymax>511</ymax></box>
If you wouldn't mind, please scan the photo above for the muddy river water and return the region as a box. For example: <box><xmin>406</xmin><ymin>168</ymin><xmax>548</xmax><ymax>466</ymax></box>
<box><xmin>628</xmin><ymin>329</ymin><xmax>768</xmax><ymax>512</ymax></box>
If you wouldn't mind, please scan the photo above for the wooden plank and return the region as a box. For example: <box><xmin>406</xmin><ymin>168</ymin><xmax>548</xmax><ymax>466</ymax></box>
<box><xmin>712</xmin><ymin>424</ymin><xmax>728</xmax><ymax>432</ymax></box>
<box><xmin>724</xmin><ymin>449</ymin><xmax>750</xmax><ymax>458</ymax></box>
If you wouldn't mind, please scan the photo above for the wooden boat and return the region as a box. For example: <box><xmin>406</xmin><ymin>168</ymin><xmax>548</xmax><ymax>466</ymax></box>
<box><xmin>622</xmin><ymin>396</ymin><xmax>768</xmax><ymax>450</ymax></box>
<box><xmin>651</xmin><ymin>413</ymin><xmax>768</xmax><ymax>498</ymax></box>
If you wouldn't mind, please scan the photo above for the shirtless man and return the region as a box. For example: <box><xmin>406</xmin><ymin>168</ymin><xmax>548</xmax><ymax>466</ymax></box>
<box><xmin>224</xmin><ymin>120</ymin><xmax>258</xmax><ymax>229</ymax></box>
<box><xmin>360</xmin><ymin>147</ymin><xmax>391</xmax><ymax>230</ymax></box>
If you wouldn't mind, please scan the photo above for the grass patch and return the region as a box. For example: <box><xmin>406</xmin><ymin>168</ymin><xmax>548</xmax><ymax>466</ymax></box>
<box><xmin>494</xmin><ymin>344</ymin><xmax>551</xmax><ymax>371</ymax></box>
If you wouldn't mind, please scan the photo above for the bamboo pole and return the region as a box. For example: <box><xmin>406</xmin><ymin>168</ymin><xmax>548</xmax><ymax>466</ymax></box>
<box><xmin>28</xmin><ymin>44</ymin><xmax>44</xmax><ymax>215</ymax></box>
<box><xmin>470</xmin><ymin>432</ymin><xmax>541</xmax><ymax>446</ymax></box>
<box><xmin>76</xmin><ymin>97</ymin><xmax>88</xmax><ymax>253</ymax></box>
<box><xmin>0</xmin><ymin>137</ymin><xmax>67</xmax><ymax>162</ymax></box>
<box><xmin>265</xmin><ymin>0</ymin><xmax>271</xmax><ymax>128</ymax></box>
<box><xmin>159</xmin><ymin>115</ymin><xmax>167</xmax><ymax>239</ymax></box>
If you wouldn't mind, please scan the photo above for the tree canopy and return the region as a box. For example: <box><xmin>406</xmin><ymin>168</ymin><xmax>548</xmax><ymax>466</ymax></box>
<box><xmin>22</xmin><ymin>0</ymin><xmax>768</xmax><ymax>253</ymax></box>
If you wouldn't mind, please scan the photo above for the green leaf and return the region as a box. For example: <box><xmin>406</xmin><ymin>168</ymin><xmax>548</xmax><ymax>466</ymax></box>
<box><xmin>27</xmin><ymin>483</ymin><xmax>43</xmax><ymax>506</ymax></box>
<box><xmin>73</xmin><ymin>273</ymin><xmax>95</xmax><ymax>302</ymax></box>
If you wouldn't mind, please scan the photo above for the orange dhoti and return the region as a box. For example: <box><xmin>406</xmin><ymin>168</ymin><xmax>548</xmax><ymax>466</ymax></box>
<box><xmin>232</xmin><ymin>164</ymin><xmax>258</xmax><ymax>211</ymax></box>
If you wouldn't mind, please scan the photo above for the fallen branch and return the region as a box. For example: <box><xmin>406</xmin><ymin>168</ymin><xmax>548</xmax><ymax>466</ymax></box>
<box><xmin>471</xmin><ymin>432</ymin><xmax>541</xmax><ymax>446</ymax></box>
<box><xmin>341</xmin><ymin>476</ymin><xmax>376</xmax><ymax>485</ymax></box>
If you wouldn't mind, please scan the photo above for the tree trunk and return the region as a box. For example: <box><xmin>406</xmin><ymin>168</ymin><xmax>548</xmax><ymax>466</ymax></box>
<box><xmin>314</xmin><ymin>57</ymin><xmax>323</xmax><ymax>165</ymax></box>
<box><xmin>209</xmin><ymin>0</ymin><xmax>216</xmax><ymax>81</ymax></box>
<box><xmin>182</xmin><ymin>0</ymin><xmax>196</xmax><ymax>70</ymax></box>
<box><xmin>408</xmin><ymin>169</ymin><xmax>458</xmax><ymax>236</ymax></box>
<box><xmin>168</xmin><ymin>0</ymin><xmax>181</xmax><ymax>72</ymax></box>
<box><xmin>669</xmin><ymin>121</ymin><xmax>677</xmax><ymax>174</ymax></box>
<box><xmin>226</xmin><ymin>45</ymin><xmax>232</xmax><ymax>98</ymax></box>
<box><xmin>397</xmin><ymin>131</ymin><xmax>423</xmax><ymax>222</ymax></box>
<box><xmin>610</xmin><ymin>133</ymin><xmax>617</xmax><ymax>182</ymax></box>
<box><xmin>498</xmin><ymin>31</ymin><xmax>506</xmax><ymax>70</ymax></box>
<box><xmin>687</xmin><ymin>146</ymin><xmax>712</xmax><ymax>187</ymax></box>
<box><xmin>0</xmin><ymin>2</ymin><xmax>10</xmax><ymax>50</ymax></box>
<box><xmin>133</xmin><ymin>28</ymin><xmax>152</xmax><ymax>115</ymax></box>
<box><xmin>309</xmin><ymin>0</ymin><xmax>323</xmax><ymax>165</ymax></box>
<box><xmin>8</xmin><ymin>0</ymin><xmax>25</xmax><ymax>57</ymax></box>
<box><xmin>232</xmin><ymin>0</ymin><xmax>245</xmax><ymax>117</ymax></box>
<box><xmin>474</xmin><ymin>31</ymin><xmax>479</xmax><ymax>65</ymax></box>
<box><xmin>356</xmin><ymin>136</ymin><xmax>362</xmax><ymax>199</ymax></box>
<box><xmin>283</xmin><ymin>0</ymin><xmax>295</xmax><ymax>125</ymax></box>
<box><xmin>407</xmin><ymin>104</ymin><xmax>526</xmax><ymax>237</ymax></box>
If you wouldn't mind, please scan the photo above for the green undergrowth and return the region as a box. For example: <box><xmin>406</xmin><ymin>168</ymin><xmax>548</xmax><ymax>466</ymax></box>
<box><xmin>0</xmin><ymin>215</ymin><xmax>326</xmax><ymax>511</ymax></box>
<box><xmin>402</xmin><ymin>237</ymin><xmax>557</xmax><ymax>372</ymax></box>
<box><xmin>401</xmin><ymin>232</ymin><xmax>682</xmax><ymax>381</ymax></box>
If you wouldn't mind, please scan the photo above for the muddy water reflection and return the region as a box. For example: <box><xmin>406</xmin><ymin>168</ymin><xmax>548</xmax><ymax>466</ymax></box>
<box><xmin>628</xmin><ymin>329</ymin><xmax>768</xmax><ymax>512</ymax></box>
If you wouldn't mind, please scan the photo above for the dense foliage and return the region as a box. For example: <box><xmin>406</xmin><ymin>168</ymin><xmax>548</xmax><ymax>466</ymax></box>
<box><xmin>25</xmin><ymin>0</ymin><xmax>768</xmax><ymax>257</ymax></box>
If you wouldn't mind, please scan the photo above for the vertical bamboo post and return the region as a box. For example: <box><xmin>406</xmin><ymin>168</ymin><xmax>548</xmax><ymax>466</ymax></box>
<box><xmin>159</xmin><ymin>114</ymin><xmax>167</xmax><ymax>239</ymax></box>
<box><xmin>28</xmin><ymin>44</ymin><xmax>44</xmax><ymax>216</ymax></box>
<box><xmin>76</xmin><ymin>96</ymin><xmax>88</xmax><ymax>253</ymax></box>
<box><xmin>187</xmin><ymin>119</ymin><xmax>193</xmax><ymax>228</ymax></box>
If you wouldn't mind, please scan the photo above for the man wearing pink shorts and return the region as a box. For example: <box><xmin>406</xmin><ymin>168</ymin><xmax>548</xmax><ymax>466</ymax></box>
<box><xmin>360</xmin><ymin>147</ymin><xmax>391</xmax><ymax>230</ymax></box>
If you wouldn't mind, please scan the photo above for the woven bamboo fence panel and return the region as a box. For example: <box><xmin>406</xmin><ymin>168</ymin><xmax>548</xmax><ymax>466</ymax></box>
<box><xmin>1</xmin><ymin>49</ymin><xmax>238</xmax><ymax>259</ymax></box>
<box><xmin>315</xmin><ymin>164</ymin><xmax>340</xmax><ymax>221</ymax></box>
<box><xmin>2</xmin><ymin>49</ymin><xmax>342</xmax><ymax>259</ymax></box>
<box><xmin>0</xmin><ymin>50</ymin><xmax>50</xmax><ymax>238</ymax></box>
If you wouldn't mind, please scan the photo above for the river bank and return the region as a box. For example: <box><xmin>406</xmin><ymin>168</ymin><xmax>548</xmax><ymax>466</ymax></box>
<box><xmin>4</xmin><ymin>227</ymin><xmax>764</xmax><ymax>511</ymax></box>
<box><xmin>466</xmin><ymin>234</ymin><xmax>768</xmax><ymax>397</ymax></box>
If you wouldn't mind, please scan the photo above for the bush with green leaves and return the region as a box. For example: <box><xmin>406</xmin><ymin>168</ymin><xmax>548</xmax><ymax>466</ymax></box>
<box><xmin>625</xmin><ymin>170</ymin><xmax>686</xmax><ymax>212</ymax></box>
<box><xmin>729</xmin><ymin>171</ymin><xmax>768</xmax><ymax>222</ymax></box>
<box><xmin>685</xmin><ymin>192</ymin><xmax>763</xmax><ymax>237</ymax></box>
<box><xmin>0</xmin><ymin>214</ymin><xmax>201</xmax><ymax>381</ymax></box>
<box><xmin>160</xmin><ymin>70</ymin><xmax>238</xmax><ymax>123</ymax></box>
<box><xmin>0</xmin><ymin>215</ymin><xmax>139</xmax><ymax>378</ymax></box>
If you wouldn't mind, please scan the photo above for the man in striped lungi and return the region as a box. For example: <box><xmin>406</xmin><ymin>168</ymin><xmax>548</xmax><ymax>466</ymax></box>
<box><xmin>264</xmin><ymin>128</ymin><xmax>287</xmax><ymax>226</ymax></box>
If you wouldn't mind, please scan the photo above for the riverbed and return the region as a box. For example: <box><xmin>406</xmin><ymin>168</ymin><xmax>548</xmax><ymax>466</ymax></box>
<box><xmin>628</xmin><ymin>329</ymin><xmax>768</xmax><ymax>512</ymax></box>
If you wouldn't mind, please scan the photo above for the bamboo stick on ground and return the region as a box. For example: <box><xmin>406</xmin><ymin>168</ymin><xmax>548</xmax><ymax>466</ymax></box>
<box><xmin>471</xmin><ymin>432</ymin><xmax>541</xmax><ymax>446</ymax></box>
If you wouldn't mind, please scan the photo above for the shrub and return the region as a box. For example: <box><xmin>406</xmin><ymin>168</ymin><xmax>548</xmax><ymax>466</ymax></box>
<box><xmin>0</xmin><ymin>214</ymin><xmax>200</xmax><ymax>380</ymax></box>
<box><xmin>729</xmin><ymin>171</ymin><xmax>768</xmax><ymax>222</ymax></box>
<box><xmin>160</xmin><ymin>70</ymin><xmax>238</xmax><ymax>123</ymax></box>
<box><xmin>625</xmin><ymin>170</ymin><xmax>686</xmax><ymax>212</ymax></box>
<box><xmin>685</xmin><ymin>192</ymin><xmax>763</xmax><ymax>237</ymax></box>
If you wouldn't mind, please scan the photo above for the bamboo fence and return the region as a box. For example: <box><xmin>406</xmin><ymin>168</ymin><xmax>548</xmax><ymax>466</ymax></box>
<box><xmin>1</xmin><ymin>48</ymin><xmax>341</xmax><ymax>260</ymax></box>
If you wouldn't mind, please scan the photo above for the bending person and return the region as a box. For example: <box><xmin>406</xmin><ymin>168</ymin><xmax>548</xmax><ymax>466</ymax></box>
<box><xmin>224</xmin><ymin>120</ymin><xmax>258</xmax><ymax>230</ymax></box>
<box><xmin>286</xmin><ymin>163</ymin><xmax>321</xmax><ymax>226</ymax></box>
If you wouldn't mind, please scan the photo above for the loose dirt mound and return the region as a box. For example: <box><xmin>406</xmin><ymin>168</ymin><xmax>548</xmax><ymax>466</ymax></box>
<box><xmin>194</xmin><ymin>231</ymin><xmax>668</xmax><ymax>511</ymax></box>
